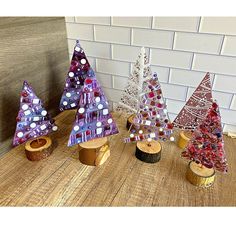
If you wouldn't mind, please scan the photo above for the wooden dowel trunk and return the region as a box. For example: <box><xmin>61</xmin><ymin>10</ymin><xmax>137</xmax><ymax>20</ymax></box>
<box><xmin>135</xmin><ymin>140</ymin><xmax>162</xmax><ymax>163</ymax></box>
<box><xmin>78</xmin><ymin>137</ymin><xmax>110</xmax><ymax>166</ymax></box>
<box><xmin>25</xmin><ymin>136</ymin><xmax>53</xmax><ymax>161</ymax></box>
<box><xmin>178</xmin><ymin>130</ymin><xmax>193</xmax><ymax>149</ymax></box>
<box><xmin>186</xmin><ymin>161</ymin><xmax>216</xmax><ymax>187</ymax></box>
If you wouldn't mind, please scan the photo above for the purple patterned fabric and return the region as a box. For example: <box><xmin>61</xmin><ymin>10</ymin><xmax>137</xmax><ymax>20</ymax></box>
<box><xmin>59</xmin><ymin>40</ymin><xmax>95</xmax><ymax>111</ymax></box>
<box><xmin>68</xmin><ymin>76</ymin><xmax>119</xmax><ymax>146</ymax></box>
<box><xmin>13</xmin><ymin>81</ymin><xmax>57</xmax><ymax>146</ymax></box>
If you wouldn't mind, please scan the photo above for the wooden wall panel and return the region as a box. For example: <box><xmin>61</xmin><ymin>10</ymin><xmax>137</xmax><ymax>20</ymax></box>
<box><xmin>0</xmin><ymin>17</ymin><xmax>69</xmax><ymax>156</ymax></box>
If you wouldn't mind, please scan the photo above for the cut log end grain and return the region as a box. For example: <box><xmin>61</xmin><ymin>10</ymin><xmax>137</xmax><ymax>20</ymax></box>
<box><xmin>126</xmin><ymin>114</ymin><xmax>136</xmax><ymax>130</ymax></box>
<box><xmin>186</xmin><ymin>161</ymin><xmax>215</xmax><ymax>188</ymax></box>
<box><xmin>78</xmin><ymin>137</ymin><xmax>110</xmax><ymax>166</ymax></box>
<box><xmin>25</xmin><ymin>136</ymin><xmax>53</xmax><ymax>161</ymax></box>
<box><xmin>177</xmin><ymin>130</ymin><xmax>193</xmax><ymax>149</ymax></box>
<box><xmin>135</xmin><ymin>140</ymin><xmax>162</xmax><ymax>163</ymax></box>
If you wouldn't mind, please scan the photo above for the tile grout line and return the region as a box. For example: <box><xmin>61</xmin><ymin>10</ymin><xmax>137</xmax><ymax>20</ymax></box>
<box><xmin>66</xmin><ymin>21</ymin><xmax>236</xmax><ymax>37</ymax></box>
<box><xmin>67</xmin><ymin>37</ymin><xmax>236</xmax><ymax>59</ymax></box>
<box><xmin>219</xmin><ymin>35</ymin><xmax>225</xmax><ymax>55</ymax></box>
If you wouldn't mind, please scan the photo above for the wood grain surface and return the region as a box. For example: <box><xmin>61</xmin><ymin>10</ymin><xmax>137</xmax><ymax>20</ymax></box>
<box><xmin>0</xmin><ymin>110</ymin><xmax>235</xmax><ymax>206</ymax></box>
<box><xmin>0</xmin><ymin>17</ymin><xmax>69</xmax><ymax>155</ymax></box>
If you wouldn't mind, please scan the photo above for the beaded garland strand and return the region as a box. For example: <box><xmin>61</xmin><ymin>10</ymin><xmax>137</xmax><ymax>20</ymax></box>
<box><xmin>182</xmin><ymin>101</ymin><xmax>228</xmax><ymax>173</ymax></box>
<box><xmin>13</xmin><ymin>81</ymin><xmax>58</xmax><ymax>146</ymax></box>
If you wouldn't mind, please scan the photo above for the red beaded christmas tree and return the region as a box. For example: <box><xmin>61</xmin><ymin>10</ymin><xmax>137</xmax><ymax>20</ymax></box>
<box><xmin>182</xmin><ymin>101</ymin><xmax>228</xmax><ymax>173</ymax></box>
<box><xmin>173</xmin><ymin>72</ymin><xmax>213</xmax><ymax>130</ymax></box>
<box><xmin>124</xmin><ymin>72</ymin><xmax>174</xmax><ymax>143</ymax></box>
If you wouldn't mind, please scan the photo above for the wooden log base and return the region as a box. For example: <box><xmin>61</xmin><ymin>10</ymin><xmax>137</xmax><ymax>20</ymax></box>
<box><xmin>78</xmin><ymin>137</ymin><xmax>110</xmax><ymax>166</ymax></box>
<box><xmin>126</xmin><ymin>114</ymin><xmax>136</xmax><ymax>130</ymax></box>
<box><xmin>25</xmin><ymin>136</ymin><xmax>53</xmax><ymax>161</ymax></box>
<box><xmin>135</xmin><ymin>140</ymin><xmax>162</xmax><ymax>163</ymax></box>
<box><xmin>186</xmin><ymin>161</ymin><xmax>215</xmax><ymax>187</ymax></box>
<box><xmin>177</xmin><ymin>130</ymin><xmax>193</xmax><ymax>149</ymax></box>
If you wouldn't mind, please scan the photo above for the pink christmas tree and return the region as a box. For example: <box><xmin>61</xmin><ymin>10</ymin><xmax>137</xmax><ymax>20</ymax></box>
<box><xmin>173</xmin><ymin>73</ymin><xmax>213</xmax><ymax>130</ymax></box>
<box><xmin>13</xmin><ymin>81</ymin><xmax>58</xmax><ymax>146</ymax></box>
<box><xmin>68</xmin><ymin>74</ymin><xmax>119</xmax><ymax>146</ymax></box>
<box><xmin>59</xmin><ymin>40</ymin><xmax>94</xmax><ymax>111</ymax></box>
<box><xmin>124</xmin><ymin>73</ymin><xmax>174</xmax><ymax>143</ymax></box>
<box><xmin>182</xmin><ymin>101</ymin><xmax>228</xmax><ymax>173</ymax></box>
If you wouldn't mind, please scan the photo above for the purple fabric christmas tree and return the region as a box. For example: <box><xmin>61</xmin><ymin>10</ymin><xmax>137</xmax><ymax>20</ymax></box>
<box><xmin>68</xmin><ymin>75</ymin><xmax>119</xmax><ymax>146</ymax></box>
<box><xmin>59</xmin><ymin>40</ymin><xmax>95</xmax><ymax>111</ymax></box>
<box><xmin>13</xmin><ymin>81</ymin><xmax>58</xmax><ymax>146</ymax></box>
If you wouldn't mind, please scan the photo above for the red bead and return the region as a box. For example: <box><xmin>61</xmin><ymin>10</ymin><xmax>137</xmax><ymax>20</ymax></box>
<box><xmin>159</xmin><ymin>131</ymin><xmax>164</xmax><ymax>136</ymax></box>
<box><xmin>94</xmin><ymin>91</ymin><xmax>100</xmax><ymax>97</ymax></box>
<box><xmin>150</xmin><ymin>101</ymin><xmax>155</xmax><ymax>106</ymax></box>
<box><xmin>148</xmin><ymin>91</ymin><xmax>155</xmax><ymax>98</ymax></box>
<box><xmin>86</xmin><ymin>130</ymin><xmax>91</xmax><ymax>135</ymax></box>
<box><xmin>85</xmin><ymin>78</ymin><xmax>92</xmax><ymax>84</ymax></box>
<box><xmin>167</xmin><ymin>123</ymin><xmax>173</xmax><ymax>129</ymax></box>
<box><xmin>157</xmin><ymin>103</ymin><xmax>163</xmax><ymax>108</ymax></box>
<box><xmin>21</xmin><ymin>91</ymin><xmax>28</xmax><ymax>97</ymax></box>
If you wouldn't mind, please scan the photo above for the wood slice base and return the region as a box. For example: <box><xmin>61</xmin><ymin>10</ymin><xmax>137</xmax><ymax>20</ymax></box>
<box><xmin>126</xmin><ymin>114</ymin><xmax>136</xmax><ymax>130</ymax></box>
<box><xmin>135</xmin><ymin>140</ymin><xmax>162</xmax><ymax>163</ymax></box>
<box><xmin>78</xmin><ymin>137</ymin><xmax>110</xmax><ymax>166</ymax></box>
<box><xmin>186</xmin><ymin>161</ymin><xmax>215</xmax><ymax>187</ymax></box>
<box><xmin>25</xmin><ymin>136</ymin><xmax>53</xmax><ymax>161</ymax></box>
<box><xmin>177</xmin><ymin>130</ymin><xmax>193</xmax><ymax>149</ymax></box>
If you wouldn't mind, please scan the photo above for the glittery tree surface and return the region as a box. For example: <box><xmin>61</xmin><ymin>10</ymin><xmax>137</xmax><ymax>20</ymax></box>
<box><xmin>59</xmin><ymin>40</ymin><xmax>95</xmax><ymax>111</ymax></box>
<box><xmin>182</xmin><ymin>101</ymin><xmax>228</xmax><ymax>173</ymax></box>
<box><xmin>13</xmin><ymin>81</ymin><xmax>58</xmax><ymax>146</ymax></box>
<box><xmin>124</xmin><ymin>73</ymin><xmax>174</xmax><ymax>143</ymax></box>
<box><xmin>173</xmin><ymin>72</ymin><xmax>213</xmax><ymax>130</ymax></box>
<box><xmin>68</xmin><ymin>75</ymin><xmax>119</xmax><ymax>146</ymax></box>
<box><xmin>115</xmin><ymin>47</ymin><xmax>152</xmax><ymax>115</ymax></box>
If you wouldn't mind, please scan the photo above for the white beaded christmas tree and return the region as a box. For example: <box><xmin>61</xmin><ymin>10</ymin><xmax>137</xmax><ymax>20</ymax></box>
<box><xmin>115</xmin><ymin>47</ymin><xmax>152</xmax><ymax>115</ymax></box>
<box><xmin>124</xmin><ymin>72</ymin><xmax>174</xmax><ymax>143</ymax></box>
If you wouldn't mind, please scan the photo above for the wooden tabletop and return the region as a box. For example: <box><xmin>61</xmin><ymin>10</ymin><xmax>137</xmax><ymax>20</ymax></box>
<box><xmin>0</xmin><ymin>110</ymin><xmax>235</xmax><ymax>206</ymax></box>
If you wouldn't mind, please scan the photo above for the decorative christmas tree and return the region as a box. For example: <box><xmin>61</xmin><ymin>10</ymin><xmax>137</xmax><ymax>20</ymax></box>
<box><xmin>68</xmin><ymin>74</ymin><xmax>119</xmax><ymax>146</ymax></box>
<box><xmin>124</xmin><ymin>72</ymin><xmax>174</xmax><ymax>144</ymax></box>
<box><xmin>115</xmin><ymin>47</ymin><xmax>152</xmax><ymax>115</ymax></box>
<box><xmin>182</xmin><ymin>101</ymin><xmax>228</xmax><ymax>173</ymax></box>
<box><xmin>59</xmin><ymin>40</ymin><xmax>95</xmax><ymax>111</ymax></box>
<box><xmin>173</xmin><ymin>72</ymin><xmax>213</xmax><ymax>130</ymax></box>
<box><xmin>13</xmin><ymin>81</ymin><xmax>58</xmax><ymax>146</ymax></box>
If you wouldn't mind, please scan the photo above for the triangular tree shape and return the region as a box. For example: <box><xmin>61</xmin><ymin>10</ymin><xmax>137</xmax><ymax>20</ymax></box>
<box><xmin>59</xmin><ymin>40</ymin><xmax>95</xmax><ymax>111</ymax></box>
<box><xmin>124</xmin><ymin>73</ymin><xmax>174</xmax><ymax>143</ymax></box>
<box><xmin>68</xmin><ymin>74</ymin><xmax>119</xmax><ymax>146</ymax></box>
<box><xmin>173</xmin><ymin>72</ymin><xmax>213</xmax><ymax>130</ymax></box>
<box><xmin>115</xmin><ymin>47</ymin><xmax>152</xmax><ymax>115</ymax></box>
<box><xmin>182</xmin><ymin>101</ymin><xmax>228</xmax><ymax>173</ymax></box>
<box><xmin>13</xmin><ymin>81</ymin><xmax>58</xmax><ymax>146</ymax></box>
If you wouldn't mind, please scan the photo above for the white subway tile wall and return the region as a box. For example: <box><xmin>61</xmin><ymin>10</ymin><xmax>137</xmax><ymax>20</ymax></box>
<box><xmin>65</xmin><ymin>17</ymin><xmax>236</xmax><ymax>132</ymax></box>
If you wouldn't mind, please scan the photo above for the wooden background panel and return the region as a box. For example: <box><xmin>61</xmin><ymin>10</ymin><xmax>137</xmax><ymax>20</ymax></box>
<box><xmin>0</xmin><ymin>17</ymin><xmax>69</xmax><ymax>156</ymax></box>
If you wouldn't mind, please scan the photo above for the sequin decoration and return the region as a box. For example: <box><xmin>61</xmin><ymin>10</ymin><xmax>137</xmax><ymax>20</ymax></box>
<box><xmin>68</xmin><ymin>76</ymin><xmax>119</xmax><ymax>146</ymax></box>
<box><xmin>181</xmin><ymin>101</ymin><xmax>228</xmax><ymax>173</ymax></box>
<box><xmin>124</xmin><ymin>72</ymin><xmax>174</xmax><ymax>143</ymax></box>
<box><xmin>173</xmin><ymin>73</ymin><xmax>213</xmax><ymax>130</ymax></box>
<box><xmin>59</xmin><ymin>39</ymin><xmax>95</xmax><ymax>111</ymax></box>
<box><xmin>13</xmin><ymin>81</ymin><xmax>57</xmax><ymax>146</ymax></box>
<box><xmin>115</xmin><ymin>47</ymin><xmax>152</xmax><ymax>116</ymax></box>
